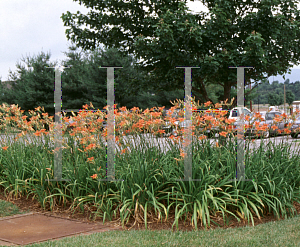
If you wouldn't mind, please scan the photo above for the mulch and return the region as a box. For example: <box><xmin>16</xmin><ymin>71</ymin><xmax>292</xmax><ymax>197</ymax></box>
<box><xmin>1</xmin><ymin>187</ymin><xmax>300</xmax><ymax>232</ymax></box>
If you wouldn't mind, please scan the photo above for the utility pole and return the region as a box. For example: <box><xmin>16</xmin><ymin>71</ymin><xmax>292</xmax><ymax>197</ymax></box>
<box><xmin>284</xmin><ymin>84</ymin><xmax>286</xmax><ymax>114</ymax></box>
<box><xmin>254</xmin><ymin>82</ymin><xmax>263</xmax><ymax>112</ymax></box>
<box><xmin>250</xmin><ymin>83</ymin><xmax>252</xmax><ymax>111</ymax></box>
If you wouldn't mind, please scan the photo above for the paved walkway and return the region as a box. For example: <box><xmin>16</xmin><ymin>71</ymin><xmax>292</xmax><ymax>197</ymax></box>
<box><xmin>0</xmin><ymin>132</ymin><xmax>299</xmax><ymax>158</ymax></box>
<box><xmin>0</xmin><ymin>212</ymin><xmax>122</xmax><ymax>246</ymax></box>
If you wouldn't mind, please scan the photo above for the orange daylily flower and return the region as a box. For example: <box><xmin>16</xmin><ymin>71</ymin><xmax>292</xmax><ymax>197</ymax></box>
<box><xmin>87</xmin><ymin>157</ymin><xmax>94</xmax><ymax>162</ymax></box>
<box><xmin>204</xmin><ymin>101</ymin><xmax>212</xmax><ymax>107</ymax></box>
<box><xmin>90</xmin><ymin>174</ymin><xmax>98</xmax><ymax>179</ymax></box>
<box><xmin>285</xmin><ymin>123</ymin><xmax>292</xmax><ymax>128</ymax></box>
<box><xmin>260</xmin><ymin>124</ymin><xmax>268</xmax><ymax>131</ymax></box>
<box><xmin>157</xmin><ymin>129</ymin><xmax>166</xmax><ymax>134</ymax></box>
<box><xmin>203</xmin><ymin>115</ymin><xmax>215</xmax><ymax>121</ymax></box>
<box><xmin>256</xmin><ymin>126</ymin><xmax>264</xmax><ymax>131</ymax></box>
<box><xmin>225</xmin><ymin>125</ymin><xmax>234</xmax><ymax>131</ymax></box>
<box><xmin>245</xmin><ymin>124</ymin><xmax>252</xmax><ymax>129</ymax></box>
<box><xmin>244</xmin><ymin>115</ymin><xmax>250</xmax><ymax>121</ymax></box>
<box><xmin>219</xmin><ymin>131</ymin><xmax>228</xmax><ymax>137</ymax></box>
<box><xmin>179</xmin><ymin>148</ymin><xmax>185</xmax><ymax>158</ymax></box>
<box><xmin>225</xmin><ymin>119</ymin><xmax>236</xmax><ymax>124</ymax></box>
<box><xmin>273</xmin><ymin>117</ymin><xmax>281</xmax><ymax>123</ymax></box>
<box><xmin>214</xmin><ymin>103</ymin><xmax>222</xmax><ymax>108</ymax></box>
<box><xmin>254</xmin><ymin>112</ymin><xmax>262</xmax><ymax>118</ymax></box>
<box><xmin>198</xmin><ymin>135</ymin><xmax>207</xmax><ymax>140</ymax></box>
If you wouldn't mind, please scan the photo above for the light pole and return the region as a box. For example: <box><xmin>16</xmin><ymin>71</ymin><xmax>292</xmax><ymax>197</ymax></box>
<box><xmin>258</xmin><ymin>90</ymin><xmax>260</xmax><ymax>112</ymax></box>
<box><xmin>284</xmin><ymin>83</ymin><xmax>286</xmax><ymax>114</ymax></box>
<box><xmin>257</xmin><ymin>82</ymin><xmax>260</xmax><ymax>112</ymax></box>
<box><xmin>256</xmin><ymin>82</ymin><xmax>264</xmax><ymax>112</ymax></box>
<box><xmin>250</xmin><ymin>82</ymin><xmax>253</xmax><ymax>111</ymax></box>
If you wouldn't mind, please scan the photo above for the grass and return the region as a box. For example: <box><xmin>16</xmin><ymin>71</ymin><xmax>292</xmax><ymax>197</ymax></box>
<box><xmin>0</xmin><ymin>99</ymin><xmax>300</xmax><ymax>246</ymax></box>
<box><xmin>0</xmin><ymin>199</ymin><xmax>29</xmax><ymax>217</ymax></box>
<box><xmin>26</xmin><ymin>216</ymin><xmax>300</xmax><ymax>247</ymax></box>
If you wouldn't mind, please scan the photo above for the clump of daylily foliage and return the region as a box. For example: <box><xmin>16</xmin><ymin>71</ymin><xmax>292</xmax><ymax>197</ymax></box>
<box><xmin>0</xmin><ymin>98</ymin><xmax>300</xmax><ymax>230</ymax></box>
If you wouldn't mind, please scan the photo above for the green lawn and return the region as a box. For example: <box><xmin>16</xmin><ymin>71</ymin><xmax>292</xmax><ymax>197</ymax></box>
<box><xmin>35</xmin><ymin>219</ymin><xmax>300</xmax><ymax>247</ymax></box>
<box><xmin>0</xmin><ymin>199</ymin><xmax>30</xmax><ymax>217</ymax></box>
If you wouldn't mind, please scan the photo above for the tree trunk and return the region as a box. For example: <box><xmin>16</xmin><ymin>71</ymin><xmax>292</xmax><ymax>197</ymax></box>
<box><xmin>192</xmin><ymin>77</ymin><xmax>215</xmax><ymax>104</ymax></box>
<box><xmin>223</xmin><ymin>82</ymin><xmax>232</xmax><ymax>110</ymax></box>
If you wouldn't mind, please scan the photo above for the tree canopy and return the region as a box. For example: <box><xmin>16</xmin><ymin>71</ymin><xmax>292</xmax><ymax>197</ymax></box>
<box><xmin>61</xmin><ymin>0</ymin><xmax>300</xmax><ymax>108</ymax></box>
<box><xmin>252</xmin><ymin>78</ymin><xmax>300</xmax><ymax>105</ymax></box>
<box><xmin>286</xmin><ymin>89</ymin><xmax>295</xmax><ymax>106</ymax></box>
<box><xmin>268</xmin><ymin>92</ymin><xmax>283</xmax><ymax>106</ymax></box>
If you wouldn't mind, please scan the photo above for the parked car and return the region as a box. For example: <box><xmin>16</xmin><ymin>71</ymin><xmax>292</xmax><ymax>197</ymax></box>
<box><xmin>228</xmin><ymin>107</ymin><xmax>252</xmax><ymax>121</ymax></box>
<box><xmin>288</xmin><ymin>114</ymin><xmax>300</xmax><ymax>138</ymax></box>
<box><xmin>232</xmin><ymin>112</ymin><xmax>268</xmax><ymax>138</ymax></box>
<box><xmin>259</xmin><ymin>111</ymin><xmax>266</xmax><ymax>121</ymax></box>
<box><xmin>163</xmin><ymin>107</ymin><xmax>266</xmax><ymax>139</ymax></box>
<box><xmin>269</xmin><ymin>106</ymin><xmax>281</xmax><ymax>112</ymax></box>
<box><xmin>230</xmin><ymin>110</ymin><xmax>290</xmax><ymax>138</ymax></box>
<box><xmin>162</xmin><ymin>108</ymin><xmax>221</xmax><ymax>138</ymax></box>
<box><xmin>262</xmin><ymin>111</ymin><xmax>289</xmax><ymax>137</ymax></box>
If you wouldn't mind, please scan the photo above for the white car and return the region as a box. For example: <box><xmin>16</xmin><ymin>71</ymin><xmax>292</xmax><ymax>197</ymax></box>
<box><xmin>162</xmin><ymin>108</ymin><xmax>220</xmax><ymax>138</ymax></box>
<box><xmin>259</xmin><ymin>111</ymin><xmax>266</xmax><ymax>121</ymax></box>
<box><xmin>288</xmin><ymin>114</ymin><xmax>300</xmax><ymax>138</ymax></box>
<box><xmin>228</xmin><ymin>107</ymin><xmax>252</xmax><ymax>121</ymax></box>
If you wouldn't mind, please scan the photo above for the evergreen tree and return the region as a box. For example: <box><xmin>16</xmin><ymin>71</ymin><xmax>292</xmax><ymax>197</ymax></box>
<box><xmin>0</xmin><ymin>51</ymin><xmax>59</xmax><ymax>125</ymax></box>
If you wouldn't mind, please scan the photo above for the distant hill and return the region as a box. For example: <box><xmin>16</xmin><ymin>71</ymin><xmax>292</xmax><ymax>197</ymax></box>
<box><xmin>265</xmin><ymin>69</ymin><xmax>300</xmax><ymax>84</ymax></box>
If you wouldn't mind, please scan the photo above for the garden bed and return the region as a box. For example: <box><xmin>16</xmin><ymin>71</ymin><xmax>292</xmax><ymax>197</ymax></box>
<box><xmin>0</xmin><ymin>102</ymin><xmax>300</xmax><ymax>231</ymax></box>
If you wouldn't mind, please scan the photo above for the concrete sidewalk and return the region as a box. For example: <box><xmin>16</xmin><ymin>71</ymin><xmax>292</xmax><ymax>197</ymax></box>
<box><xmin>0</xmin><ymin>212</ymin><xmax>122</xmax><ymax>246</ymax></box>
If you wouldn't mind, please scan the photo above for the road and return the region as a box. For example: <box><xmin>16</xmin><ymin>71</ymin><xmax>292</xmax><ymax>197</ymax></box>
<box><xmin>0</xmin><ymin>132</ymin><xmax>299</xmax><ymax>159</ymax></box>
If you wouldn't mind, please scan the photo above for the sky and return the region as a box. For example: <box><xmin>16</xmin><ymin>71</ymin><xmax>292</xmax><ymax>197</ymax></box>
<box><xmin>1</xmin><ymin>0</ymin><xmax>300</xmax><ymax>84</ymax></box>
